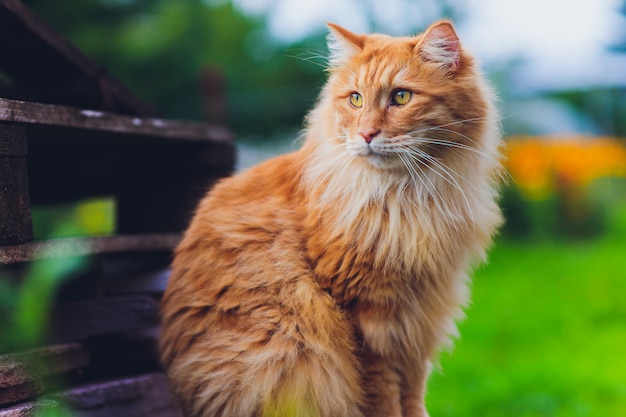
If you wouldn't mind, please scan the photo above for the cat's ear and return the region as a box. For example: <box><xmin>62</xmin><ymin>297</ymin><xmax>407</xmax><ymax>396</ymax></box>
<box><xmin>417</xmin><ymin>20</ymin><xmax>461</xmax><ymax>72</ymax></box>
<box><xmin>327</xmin><ymin>23</ymin><xmax>365</xmax><ymax>67</ymax></box>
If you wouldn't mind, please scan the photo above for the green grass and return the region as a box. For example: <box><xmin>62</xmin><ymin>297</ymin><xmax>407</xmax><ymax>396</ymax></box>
<box><xmin>427</xmin><ymin>237</ymin><xmax>626</xmax><ymax>416</ymax></box>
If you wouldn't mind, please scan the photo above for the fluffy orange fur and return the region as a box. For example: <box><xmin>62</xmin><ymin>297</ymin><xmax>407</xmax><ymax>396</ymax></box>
<box><xmin>160</xmin><ymin>20</ymin><xmax>503</xmax><ymax>417</ymax></box>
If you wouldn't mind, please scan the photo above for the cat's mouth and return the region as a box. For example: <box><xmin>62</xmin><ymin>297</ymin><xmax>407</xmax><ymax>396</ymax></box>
<box><xmin>349</xmin><ymin>143</ymin><xmax>390</xmax><ymax>158</ymax></box>
<box><xmin>345</xmin><ymin>137</ymin><xmax>406</xmax><ymax>169</ymax></box>
<box><xmin>358</xmin><ymin>145</ymin><xmax>404</xmax><ymax>169</ymax></box>
<box><xmin>369</xmin><ymin>148</ymin><xmax>395</xmax><ymax>160</ymax></box>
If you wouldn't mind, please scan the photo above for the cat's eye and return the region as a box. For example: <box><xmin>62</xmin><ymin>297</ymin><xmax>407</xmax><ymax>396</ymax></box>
<box><xmin>349</xmin><ymin>93</ymin><xmax>363</xmax><ymax>108</ymax></box>
<box><xmin>392</xmin><ymin>90</ymin><xmax>412</xmax><ymax>106</ymax></box>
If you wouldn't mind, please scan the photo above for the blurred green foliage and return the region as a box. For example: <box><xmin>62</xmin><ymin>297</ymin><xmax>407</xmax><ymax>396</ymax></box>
<box><xmin>0</xmin><ymin>256</ymin><xmax>85</xmax><ymax>353</ymax></box>
<box><xmin>23</xmin><ymin>0</ymin><xmax>326</xmax><ymax>134</ymax></box>
<box><xmin>501</xmin><ymin>178</ymin><xmax>626</xmax><ymax>241</ymax></box>
<box><xmin>427</xmin><ymin>236</ymin><xmax>626</xmax><ymax>416</ymax></box>
<box><xmin>31</xmin><ymin>198</ymin><xmax>115</xmax><ymax>240</ymax></box>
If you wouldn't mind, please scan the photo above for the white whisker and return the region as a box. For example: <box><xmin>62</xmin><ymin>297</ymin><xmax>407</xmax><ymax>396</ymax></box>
<box><xmin>421</xmin><ymin>117</ymin><xmax>487</xmax><ymax>132</ymax></box>
<box><xmin>286</xmin><ymin>49</ymin><xmax>330</xmax><ymax>69</ymax></box>
<box><xmin>409</xmin><ymin>148</ymin><xmax>476</xmax><ymax>230</ymax></box>
<box><xmin>407</xmin><ymin>133</ymin><xmax>511</xmax><ymax>183</ymax></box>
<box><xmin>427</xmin><ymin>127</ymin><xmax>484</xmax><ymax>148</ymax></box>
<box><xmin>407</xmin><ymin>136</ymin><xmax>498</xmax><ymax>163</ymax></box>
<box><xmin>401</xmin><ymin>150</ymin><xmax>454</xmax><ymax>217</ymax></box>
<box><xmin>398</xmin><ymin>153</ymin><xmax>432</xmax><ymax>204</ymax></box>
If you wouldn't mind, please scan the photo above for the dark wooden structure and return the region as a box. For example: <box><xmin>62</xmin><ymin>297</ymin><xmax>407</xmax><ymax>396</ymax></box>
<box><xmin>0</xmin><ymin>0</ymin><xmax>234</xmax><ymax>415</ymax></box>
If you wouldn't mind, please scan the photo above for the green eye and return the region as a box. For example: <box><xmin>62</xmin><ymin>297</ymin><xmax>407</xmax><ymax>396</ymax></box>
<box><xmin>349</xmin><ymin>93</ymin><xmax>363</xmax><ymax>108</ymax></box>
<box><xmin>392</xmin><ymin>90</ymin><xmax>412</xmax><ymax>106</ymax></box>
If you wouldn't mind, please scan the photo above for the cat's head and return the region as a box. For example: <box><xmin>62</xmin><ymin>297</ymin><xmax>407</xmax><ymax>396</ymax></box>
<box><xmin>318</xmin><ymin>20</ymin><xmax>495</xmax><ymax>172</ymax></box>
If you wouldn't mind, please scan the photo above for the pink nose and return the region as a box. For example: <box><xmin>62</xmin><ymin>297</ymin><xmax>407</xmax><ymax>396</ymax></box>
<box><xmin>358</xmin><ymin>129</ymin><xmax>380</xmax><ymax>144</ymax></box>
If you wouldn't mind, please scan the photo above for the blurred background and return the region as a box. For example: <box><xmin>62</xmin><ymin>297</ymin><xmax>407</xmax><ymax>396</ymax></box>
<box><xmin>9</xmin><ymin>0</ymin><xmax>626</xmax><ymax>415</ymax></box>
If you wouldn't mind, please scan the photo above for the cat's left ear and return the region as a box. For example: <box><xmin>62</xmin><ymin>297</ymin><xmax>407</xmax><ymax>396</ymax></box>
<box><xmin>327</xmin><ymin>23</ymin><xmax>365</xmax><ymax>67</ymax></box>
<box><xmin>416</xmin><ymin>20</ymin><xmax>461</xmax><ymax>72</ymax></box>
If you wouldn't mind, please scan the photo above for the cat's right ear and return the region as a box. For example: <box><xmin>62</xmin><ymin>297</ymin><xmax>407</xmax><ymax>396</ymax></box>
<box><xmin>416</xmin><ymin>20</ymin><xmax>461</xmax><ymax>72</ymax></box>
<box><xmin>326</xmin><ymin>23</ymin><xmax>365</xmax><ymax>67</ymax></box>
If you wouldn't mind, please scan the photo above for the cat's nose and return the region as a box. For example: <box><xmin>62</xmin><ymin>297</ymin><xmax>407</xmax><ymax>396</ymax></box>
<box><xmin>358</xmin><ymin>129</ymin><xmax>381</xmax><ymax>144</ymax></box>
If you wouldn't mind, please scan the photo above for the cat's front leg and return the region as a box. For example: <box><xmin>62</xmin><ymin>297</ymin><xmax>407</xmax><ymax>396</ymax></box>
<box><xmin>359</xmin><ymin>349</ymin><xmax>431</xmax><ymax>417</ymax></box>
<box><xmin>355</xmin><ymin>304</ymin><xmax>433</xmax><ymax>417</ymax></box>
<box><xmin>399</xmin><ymin>360</ymin><xmax>431</xmax><ymax>417</ymax></box>
<box><xmin>360</xmin><ymin>347</ymin><xmax>403</xmax><ymax>417</ymax></box>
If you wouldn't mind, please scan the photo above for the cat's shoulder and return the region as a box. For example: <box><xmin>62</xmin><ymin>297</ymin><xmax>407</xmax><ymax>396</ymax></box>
<box><xmin>199</xmin><ymin>150</ymin><xmax>305</xmax><ymax>210</ymax></box>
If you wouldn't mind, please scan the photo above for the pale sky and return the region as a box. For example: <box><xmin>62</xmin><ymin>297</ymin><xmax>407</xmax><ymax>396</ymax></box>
<box><xmin>232</xmin><ymin>0</ymin><xmax>626</xmax><ymax>90</ymax></box>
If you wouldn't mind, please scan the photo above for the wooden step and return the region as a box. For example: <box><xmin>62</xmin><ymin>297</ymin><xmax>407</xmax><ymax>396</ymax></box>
<box><xmin>0</xmin><ymin>373</ymin><xmax>182</xmax><ymax>417</ymax></box>
<box><xmin>0</xmin><ymin>343</ymin><xmax>90</xmax><ymax>406</ymax></box>
<box><xmin>0</xmin><ymin>98</ymin><xmax>232</xmax><ymax>241</ymax></box>
<box><xmin>0</xmin><ymin>98</ymin><xmax>231</xmax><ymax>144</ymax></box>
<box><xmin>0</xmin><ymin>234</ymin><xmax>180</xmax><ymax>265</ymax></box>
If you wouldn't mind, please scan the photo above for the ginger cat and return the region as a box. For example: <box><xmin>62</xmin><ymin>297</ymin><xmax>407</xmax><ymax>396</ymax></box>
<box><xmin>160</xmin><ymin>20</ymin><xmax>503</xmax><ymax>417</ymax></box>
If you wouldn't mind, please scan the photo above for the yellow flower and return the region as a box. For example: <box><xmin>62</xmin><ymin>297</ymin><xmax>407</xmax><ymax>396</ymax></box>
<box><xmin>504</xmin><ymin>136</ymin><xmax>626</xmax><ymax>199</ymax></box>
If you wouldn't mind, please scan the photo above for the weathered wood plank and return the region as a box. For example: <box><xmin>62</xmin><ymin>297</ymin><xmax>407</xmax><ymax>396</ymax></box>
<box><xmin>0</xmin><ymin>124</ymin><xmax>27</xmax><ymax>157</ymax></box>
<box><xmin>0</xmin><ymin>98</ymin><xmax>232</xmax><ymax>143</ymax></box>
<box><xmin>0</xmin><ymin>373</ymin><xmax>182</xmax><ymax>417</ymax></box>
<box><xmin>0</xmin><ymin>125</ymin><xmax>32</xmax><ymax>246</ymax></box>
<box><xmin>0</xmin><ymin>344</ymin><xmax>90</xmax><ymax>388</ymax></box>
<box><xmin>0</xmin><ymin>399</ymin><xmax>60</xmax><ymax>417</ymax></box>
<box><xmin>0</xmin><ymin>0</ymin><xmax>154</xmax><ymax>116</ymax></box>
<box><xmin>0</xmin><ymin>343</ymin><xmax>90</xmax><ymax>406</ymax></box>
<box><xmin>0</xmin><ymin>374</ymin><xmax>182</xmax><ymax>417</ymax></box>
<box><xmin>0</xmin><ymin>157</ymin><xmax>32</xmax><ymax>246</ymax></box>
<box><xmin>51</xmin><ymin>373</ymin><xmax>183</xmax><ymax>417</ymax></box>
<box><xmin>0</xmin><ymin>234</ymin><xmax>180</xmax><ymax>265</ymax></box>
